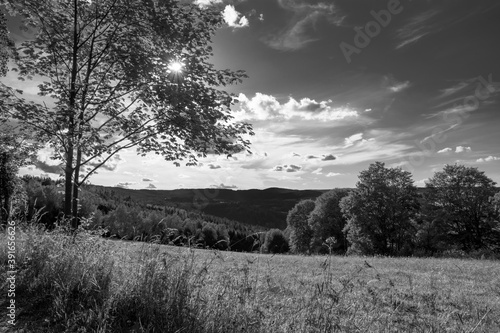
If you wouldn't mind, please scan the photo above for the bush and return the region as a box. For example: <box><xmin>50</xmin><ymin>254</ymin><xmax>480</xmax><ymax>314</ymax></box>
<box><xmin>262</xmin><ymin>229</ymin><xmax>289</xmax><ymax>254</ymax></box>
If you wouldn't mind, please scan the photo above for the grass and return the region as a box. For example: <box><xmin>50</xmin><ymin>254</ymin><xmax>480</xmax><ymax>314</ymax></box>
<box><xmin>1</xmin><ymin>225</ymin><xmax>500</xmax><ymax>332</ymax></box>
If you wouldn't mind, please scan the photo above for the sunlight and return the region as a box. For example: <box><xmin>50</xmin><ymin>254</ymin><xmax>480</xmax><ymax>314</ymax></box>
<box><xmin>168</xmin><ymin>61</ymin><xmax>184</xmax><ymax>73</ymax></box>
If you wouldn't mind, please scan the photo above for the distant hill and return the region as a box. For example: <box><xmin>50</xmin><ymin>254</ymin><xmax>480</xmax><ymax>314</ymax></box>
<box><xmin>98</xmin><ymin>186</ymin><xmax>332</xmax><ymax>229</ymax></box>
<box><xmin>95</xmin><ymin>186</ymin><xmax>450</xmax><ymax>230</ymax></box>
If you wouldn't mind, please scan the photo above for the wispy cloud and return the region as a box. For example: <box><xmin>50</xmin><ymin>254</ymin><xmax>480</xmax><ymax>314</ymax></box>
<box><xmin>264</xmin><ymin>0</ymin><xmax>344</xmax><ymax>51</ymax></box>
<box><xmin>395</xmin><ymin>10</ymin><xmax>440</xmax><ymax>49</ymax></box>
<box><xmin>437</xmin><ymin>82</ymin><xmax>470</xmax><ymax>99</ymax></box>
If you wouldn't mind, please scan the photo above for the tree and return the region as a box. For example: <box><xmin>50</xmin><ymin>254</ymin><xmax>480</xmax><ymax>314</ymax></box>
<box><xmin>308</xmin><ymin>189</ymin><xmax>349</xmax><ymax>254</ymax></box>
<box><xmin>286</xmin><ymin>199</ymin><xmax>314</xmax><ymax>254</ymax></box>
<box><xmin>0</xmin><ymin>124</ymin><xmax>39</xmax><ymax>225</ymax></box>
<box><xmin>0</xmin><ymin>9</ymin><xmax>15</xmax><ymax>76</ymax></box>
<box><xmin>262</xmin><ymin>229</ymin><xmax>289</xmax><ymax>254</ymax></box>
<box><xmin>0</xmin><ymin>0</ymin><xmax>253</xmax><ymax>228</ymax></box>
<box><xmin>340</xmin><ymin>162</ymin><xmax>420</xmax><ymax>256</ymax></box>
<box><xmin>424</xmin><ymin>164</ymin><xmax>499</xmax><ymax>251</ymax></box>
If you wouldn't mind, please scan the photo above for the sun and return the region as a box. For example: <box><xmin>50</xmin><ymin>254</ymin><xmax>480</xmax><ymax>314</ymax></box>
<box><xmin>168</xmin><ymin>61</ymin><xmax>184</xmax><ymax>73</ymax></box>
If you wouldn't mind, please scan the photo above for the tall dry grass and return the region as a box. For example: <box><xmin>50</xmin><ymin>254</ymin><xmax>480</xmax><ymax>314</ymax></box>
<box><xmin>1</xmin><ymin>224</ymin><xmax>500</xmax><ymax>332</ymax></box>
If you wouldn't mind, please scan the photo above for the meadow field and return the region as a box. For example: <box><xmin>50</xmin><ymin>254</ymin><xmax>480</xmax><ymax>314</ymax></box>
<box><xmin>2</xmin><ymin>227</ymin><xmax>500</xmax><ymax>332</ymax></box>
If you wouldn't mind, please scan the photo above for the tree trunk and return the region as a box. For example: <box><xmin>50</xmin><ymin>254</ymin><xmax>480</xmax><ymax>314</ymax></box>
<box><xmin>71</xmin><ymin>147</ymin><xmax>82</xmax><ymax>229</ymax></box>
<box><xmin>64</xmin><ymin>149</ymin><xmax>74</xmax><ymax>218</ymax></box>
<box><xmin>65</xmin><ymin>0</ymin><xmax>79</xmax><ymax>227</ymax></box>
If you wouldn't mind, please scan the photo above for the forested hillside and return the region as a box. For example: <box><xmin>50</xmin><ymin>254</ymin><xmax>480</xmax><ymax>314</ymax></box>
<box><xmin>102</xmin><ymin>186</ymin><xmax>330</xmax><ymax>229</ymax></box>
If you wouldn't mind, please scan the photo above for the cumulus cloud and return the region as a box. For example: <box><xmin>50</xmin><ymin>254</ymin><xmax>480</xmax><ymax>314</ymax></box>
<box><xmin>87</xmin><ymin>154</ymin><xmax>123</xmax><ymax>172</ymax></box>
<box><xmin>234</xmin><ymin>93</ymin><xmax>358</xmax><ymax>122</ymax></box>
<box><xmin>476</xmin><ymin>156</ymin><xmax>500</xmax><ymax>163</ymax></box>
<box><xmin>146</xmin><ymin>183</ymin><xmax>157</xmax><ymax>189</ymax></box>
<box><xmin>321</xmin><ymin>154</ymin><xmax>337</xmax><ymax>161</ymax></box>
<box><xmin>326</xmin><ymin>172</ymin><xmax>341</xmax><ymax>177</ymax></box>
<box><xmin>273</xmin><ymin>164</ymin><xmax>302</xmax><ymax>172</ymax></box>
<box><xmin>455</xmin><ymin>146</ymin><xmax>471</xmax><ymax>153</ymax></box>
<box><xmin>223</xmin><ymin>5</ymin><xmax>249</xmax><ymax>28</ymax></box>
<box><xmin>208</xmin><ymin>164</ymin><xmax>222</xmax><ymax>169</ymax></box>
<box><xmin>34</xmin><ymin>160</ymin><xmax>62</xmax><ymax>174</ymax></box>
<box><xmin>193</xmin><ymin>0</ymin><xmax>222</xmax><ymax>7</ymax></box>
<box><xmin>306</xmin><ymin>155</ymin><xmax>318</xmax><ymax>159</ymax></box>
<box><xmin>142</xmin><ymin>178</ymin><xmax>153</xmax><ymax>182</ymax></box>
<box><xmin>437</xmin><ymin>147</ymin><xmax>452</xmax><ymax>154</ymax></box>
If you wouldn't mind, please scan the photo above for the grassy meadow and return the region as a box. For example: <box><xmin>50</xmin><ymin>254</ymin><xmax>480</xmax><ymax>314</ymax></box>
<box><xmin>1</xmin><ymin>226</ymin><xmax>500</xmax><ymax>332</ymax></box>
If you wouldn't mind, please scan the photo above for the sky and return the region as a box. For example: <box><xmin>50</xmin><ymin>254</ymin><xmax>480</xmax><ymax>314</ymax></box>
<box><xmin>5</xmin><ymin>0</ymin><xmax>500</xmax><ymax>190</ymax></box>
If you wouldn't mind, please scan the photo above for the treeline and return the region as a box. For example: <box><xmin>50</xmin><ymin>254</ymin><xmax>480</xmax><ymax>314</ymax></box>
<box><xmin>9</xmin><ymin>176</ymin><xmax>267</xmax><ymax>252</ymax></box>
<box><xmin>286</xmin><ymin>162</ymin><xmax>500</xmax><ymax>258</ymax></box>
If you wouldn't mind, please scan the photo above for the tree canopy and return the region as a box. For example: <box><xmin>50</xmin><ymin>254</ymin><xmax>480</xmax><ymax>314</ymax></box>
<box><xmin>424</xmin><ymin>164</ymin><xmax>499</xmax><ymax>251</ymax></box>
<box><xmin>286</xmin><ymin>199</ymin><xmax>314</xmax><ymax>254</ymax></box>
<box><xmin>0</xmin><ymin>0</ymin><xmax>253</xmax><ymax>227</ymax></box>
<box><xmin>340</xmin><ymin>162</ymin><xmax>420</xmax><ymax>255</ymax></box>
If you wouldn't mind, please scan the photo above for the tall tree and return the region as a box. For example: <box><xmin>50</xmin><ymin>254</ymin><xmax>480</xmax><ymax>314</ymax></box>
<box><xmin>308</xmin><ymin>189</ymin><xmax>349</xmax><ymax>254</ymax></box>
<box><xmin>286</xmin><ymin>199</ymin><xmax>314</xmax><ymax>254</ymax></box>
<box><xmin>425</xmin><ymin>164</ymin><xmax>499</xmax><ymax>250</ymax></box>
<box><xmin>340</xmin><ymin>162</ymin><xmax>420</xmax><ymax>256</ymax></box>
<box><xmin>0</xmin><ymin>0</ymin><xmax>253</xmax><ymax>228</ymax></box>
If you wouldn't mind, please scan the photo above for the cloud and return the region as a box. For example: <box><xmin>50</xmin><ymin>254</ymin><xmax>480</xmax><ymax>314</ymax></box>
<box><xmin>437</xmin><ymin>82</ymin><xmax>469</xmax><ymax>99</ymax></box>
<box><xmin>311</xmin><ymin>168</ymin><xmax>323</xmax><ymax>175</ymax></box>
<box><xmin>306</xmin><ymin>155</ymin><xmax>318</xmax><ymax>159</ymax></box>
<box><xmin>389</xmin><ymin>81</ymin><xmax>411</xmax><ymax>93</ymax></box>
<box><xmin>321</xmin><ymin>154</ymin><xmax>337</xmax><ymax>161</ymax></box>
<box><xmin>395</xmin><ymin>10</ymin><xmax>440</xmax><ymax>49</ymax></box>
<box><xmin>455</xmin><ymin>146</ymin><xmax>471</xmax><ymax>153</ymax></box>
<box><xmin>142</xmin><ymin>178</ymin><xmax>153</xmax><ymax>182</ymax></box>
<box><xmin>87</xmin><ymin>154</ymin><xmax>123</xmax><ymax>172</ymax></box>
<box><xmin>193</xmin><ymin>0</ymin><xmax>222</xmax><ymax>7</ymax></box>
<box><xmin>476</xmin><ymin>156</ymin><xmax>500</xmax><ymax>163</ymax></box>
<box><xmin>146</xmin><ymin>183</ymin><xmax>157</xmax><ymax>189</ymax></box>
<box><xmin>223</xmin><ymin>5</ymin><xmax>249</xmax><ymax>28</ymax></box>
<box><xmin>437</xmin><ymin>147</ymin><xmax>452</xmax><ymax>154</ymax></box>
<box><xmin>263</xmin><ymin>0</ymin><xmax>344</xmax><ymax>51</ymax></box>
<box><xmin>235</xmin><ymin>93</ymin><xmax>358</xmax><ymax>122</ymax></box>
<box><xmin>33</xmin><ymin>159</ymin><xmax>62</xmax><ymax>174</ymax></box>
<box><xmin>211</xmin><ymin>183</ymin><xmax>238</xmax><ymax>189</ymax></box>
<box><xmin>344</xmin><ymin>133</ymin><xmax>363</xmax><ymax>147</ymax></box>
<box><xmin>286</xmin><ymin>164</ymin><xmax>302</xmax><ymax>172</ymax></box>
<box><xmin>208</xmin><ymin>164</ymin><xmax>222</xmax><ymax>169</ymax></box>
<box><xmin>116</xmin><ymin>182</ymin><xmax>135</xmax><ymax>189</ymax></box>
<box><xmin>273</xmin><ymin>164</ymin><xmax>302</xmax><ymax>172</ymax></box>
<box><xmin>326</xmin><ymin>172</ymin><xmax>341</xmax><ymax>177</ymax></box>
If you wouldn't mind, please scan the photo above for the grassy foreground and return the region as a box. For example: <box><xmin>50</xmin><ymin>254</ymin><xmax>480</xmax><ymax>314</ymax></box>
<box><xmin>1</xmin><ymin>226</ymin><xmax>500</xmax><ymax>332</ymax></box>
